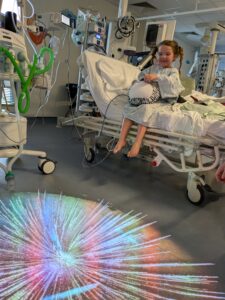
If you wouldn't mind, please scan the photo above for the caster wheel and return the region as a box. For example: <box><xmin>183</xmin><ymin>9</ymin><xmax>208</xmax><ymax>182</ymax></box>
<box><xmin>186</xmin><ymin>184</ymin><xmax>205</xmax><ymax>206</ymax></box>
<box><xmin>38</xmin><ymin>159</ymin><xmax>56</xmax><ymax>175</ymax></box>
<box><xmin>84</xmin><ymin>147</ymin><xmax>95</xmax><ymax>163</ymax></box>
<box><xmin>5</xmin><ymin>172</ymin><xmax>15</xmax><ymax>191</ymax></box>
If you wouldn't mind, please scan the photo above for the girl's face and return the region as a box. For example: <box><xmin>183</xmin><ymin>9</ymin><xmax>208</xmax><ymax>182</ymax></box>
<box><xmin>156</xmin><ymin>45</ymin><xmax>176</xmax><ymax>68</ymax></box>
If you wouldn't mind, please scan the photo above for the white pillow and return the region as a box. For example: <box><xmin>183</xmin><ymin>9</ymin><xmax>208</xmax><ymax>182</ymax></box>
<box><xmin>129</xmin><ymin>81</ymin><xmax>154</xmax><ymax>99</ymax></box>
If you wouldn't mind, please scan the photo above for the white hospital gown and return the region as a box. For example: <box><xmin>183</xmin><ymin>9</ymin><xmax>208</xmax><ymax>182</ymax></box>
<box><xmin>123</xmin><ymin>65</ymin><xmax>185</xmax><ymax>125</ymax></box>
<box><xmin>138</xmin><ymin>65</ymin><xmax>184</xmax><ymax>99</ymax></box>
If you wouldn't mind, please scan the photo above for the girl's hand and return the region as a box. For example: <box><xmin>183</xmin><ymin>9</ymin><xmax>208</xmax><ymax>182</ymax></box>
<box><xmin>144</xmin><ymin>73</ymin><xmax>158</xmax><ymax>83</ymax></box>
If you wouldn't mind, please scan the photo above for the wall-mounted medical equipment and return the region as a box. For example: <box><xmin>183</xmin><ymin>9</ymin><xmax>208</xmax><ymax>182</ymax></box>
<box><xmin>212</xmin><ymin>67</ymin><xmax>225</xmax><ymax>97</ymax></box>
<box><xmin>133</xmin><ymin>20</ymin><xmax>176</xmax><ymax>52</ymax></box>
<box><xmin>195</xmin><ymin>54</ymin><xmax>218</xmax><ymax>94</ymax></box>
<box><xmin>195</xmin><ymin>23</ymin><xmax>225</xmax><ymax>94</ymax></box>
<box><xmin>71</xmin><ymin>9</ymin><xmax>106</xmax><ymax>49</ymax></box>
<box><xmin>106</xmin><ymin>0</ymin><xmax>138</xmax><ymax>60</ymax></box>
<box><xmin>60</xmin><ymin>10</ymin><xmax>76</xmax><ymax>28</ymax></box>
<box><xmin>106</xmin><ymin>15</ymin><xmax>137</xmax><ymax>60</ymax></box>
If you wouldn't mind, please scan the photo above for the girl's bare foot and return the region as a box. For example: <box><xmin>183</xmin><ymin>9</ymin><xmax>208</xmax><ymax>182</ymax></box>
<box><xmin>113</xmin><ymin>140</ymin><xmax>126</xmax><ymax>154</ymax></box>
<box><xmin>127</xmin><ymin>142</ymin><xmax>141</xmax><ymax>157</ymax></box>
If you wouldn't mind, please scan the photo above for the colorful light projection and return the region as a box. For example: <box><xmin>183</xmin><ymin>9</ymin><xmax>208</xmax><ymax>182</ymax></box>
<box><xmin>0</xmin><ymin>192</ymin><xmax>224</xmax><ymax>299</ymax></box>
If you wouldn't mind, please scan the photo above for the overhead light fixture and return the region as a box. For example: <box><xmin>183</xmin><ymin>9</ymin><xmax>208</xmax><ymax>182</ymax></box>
<box><xmin>137</xmin><ymin>6</ymin><xmax>225</xmax><ymax>21</ymax></box>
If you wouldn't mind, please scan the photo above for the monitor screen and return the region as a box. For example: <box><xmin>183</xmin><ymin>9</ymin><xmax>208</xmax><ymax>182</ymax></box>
<box><xmin>61</xmin><ymin>14</ymin><xmax>70</xmax><ymax>27</ymax></box>
<box><xmin>145</xmin><ymin>24</ymin><xmax>159</xmax><ymax>47</ymax></box>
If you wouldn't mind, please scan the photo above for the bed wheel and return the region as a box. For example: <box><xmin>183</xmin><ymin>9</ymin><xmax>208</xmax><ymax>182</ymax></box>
<box><xmin>38</xmin><ymin>158</ymin><xmax>56</xmax><ymax>175</ymax></box>
<box><xmin>84</xmin><ymin>146</ymin><xmax>95</xmax><ymax>163</ymax></box>
<box><xmin>186</xmin><ymin>184</ymin><xmax>205</xmax><ymax>206</ymax></box>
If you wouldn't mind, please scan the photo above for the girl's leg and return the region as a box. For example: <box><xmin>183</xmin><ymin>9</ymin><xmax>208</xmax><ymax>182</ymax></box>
<box><xmin>128</xmin><ymin>124</ymin><xmax>147</xmax><ymax>157</ymax></box>
<box><xmin>113</xmin><ymin>118</ymin><xmax>134</xmax><ymax>154</ymax></box>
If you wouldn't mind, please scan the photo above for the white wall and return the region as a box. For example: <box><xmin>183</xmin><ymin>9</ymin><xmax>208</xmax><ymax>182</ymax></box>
<box><xmin>25</xmin><ymin>0</ymin><xmax>118</xmax><ymax>117</ymax></box>
<box><xmin>174</xmin><ymin>36</ymin><xmax>196</xmax><ymax>75</ymax></box>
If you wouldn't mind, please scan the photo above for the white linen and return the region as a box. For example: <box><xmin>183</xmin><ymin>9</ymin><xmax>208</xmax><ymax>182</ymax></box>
<box><xmin>81</xmin><ymin>50</ymin><xmax>139</xmax><ymax>120</ymax></box>
<box><xmin>123</xmin><ymin>102</ymin><xmax>206</xmax><ymax>137</ymax></box>
<box><xmin>81</xmin><ymin>50</ymin><xmax>225</xmax><ymax>140</ymax></box>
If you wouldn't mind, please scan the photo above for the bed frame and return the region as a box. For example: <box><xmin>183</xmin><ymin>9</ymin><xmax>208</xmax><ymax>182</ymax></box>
<box><xmin>58</xmin><ymin>115</ymin><xmax>225</xmax><ymax>205</ymax></box>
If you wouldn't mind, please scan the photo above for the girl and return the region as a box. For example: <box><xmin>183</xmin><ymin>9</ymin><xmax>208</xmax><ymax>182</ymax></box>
<box><xmin>113</xmin><ymin>40</ymin><xmax>185</xmax><ymax>157</ymax></box>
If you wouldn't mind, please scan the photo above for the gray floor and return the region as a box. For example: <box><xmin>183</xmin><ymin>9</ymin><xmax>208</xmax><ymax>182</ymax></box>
<box><xmin>0</xmin><ymin>117</ymin><xmax>225</xmax><ymax>292</ymax></box>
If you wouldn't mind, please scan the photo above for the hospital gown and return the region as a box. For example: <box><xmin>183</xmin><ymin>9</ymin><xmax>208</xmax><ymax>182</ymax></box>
<box><xmin>123</xmin><ymin>65</ymin><xmax>185</xmax><ymax>125</ymax></box>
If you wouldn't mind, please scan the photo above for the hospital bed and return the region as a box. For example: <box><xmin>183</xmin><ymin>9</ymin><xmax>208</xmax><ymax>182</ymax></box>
<box><xmin>60</xmin><ymin>50</ymin><xmax>225</xmax><ymax>205</ymax></box>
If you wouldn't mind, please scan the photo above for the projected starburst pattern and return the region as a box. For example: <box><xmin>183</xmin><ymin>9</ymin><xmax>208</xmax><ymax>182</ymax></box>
<box><xmin>0</xmin><ymin>193</ymin><xmax>224</xmax><ymax>300</ymax></box>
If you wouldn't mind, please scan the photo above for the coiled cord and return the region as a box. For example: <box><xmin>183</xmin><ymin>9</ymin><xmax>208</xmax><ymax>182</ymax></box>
<box><xmin>115</xmin><ymin>16</ymin><xmax>136</xmax><ymax>39</ymax></box>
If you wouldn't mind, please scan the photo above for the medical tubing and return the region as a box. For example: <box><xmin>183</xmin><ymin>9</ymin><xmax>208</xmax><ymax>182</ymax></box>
<box><xmin>35</xmin><ymin>47</ymin><xmax>54</xmax><ymax>75</ymax></box>
<box><xmin>96</xmin><ymin>93</ymin><xmax>128</xmax><ymax>154</ymax></box>
<box><xmin>18</xmin><ymin>48</ymin><xmax>54</xmax><ymax>113</ymax></box>
<box><xmin>31</xmin><ymin>31</ymin><xmax>67</xmax><ymax>121</ymax></box>
<box><xmin>0</xmin><ymin>47</ymin><xmax>54</xmax><ymax>113</ymax></box>
<box><xmin>79</xmin><ymin>93</ymin><xmax>127</xmax><ymax>168</ymax></box>
<box><xmin>22</xmin><ymin>27</ymin><xmax>38</xmax><ymax>55</ymax></box>
<box><xmin>23</xmin><ymin>0</ymin><xmax>35</xmax><ymax>19</ymax></box>
<box><xmin>10</xmin><ymin>0</ymin><xmax>19</xmax><ymax>33</ymax></box>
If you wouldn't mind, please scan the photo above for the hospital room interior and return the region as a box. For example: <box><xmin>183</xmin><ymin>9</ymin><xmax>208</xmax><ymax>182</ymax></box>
<box><xmin>1</xmin><ymin>0</ymin><xmax>225</xmax><ymax>298</ymax></box>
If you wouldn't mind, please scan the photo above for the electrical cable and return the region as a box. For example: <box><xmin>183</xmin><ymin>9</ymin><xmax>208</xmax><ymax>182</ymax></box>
<box><xmin>29</xmin><ymin>28</ymin><xmax>69</xmax><ymax>130</ymax></box>
<box><xmin>11</xmin><ymin>0</ymin><xmax>38</xmax><ymax>54</ymax></box>
<box><xmin>97</xmin><ymin>93</ymin><xmax>128</xmax><ymax>138</ymax></box>
<box><xmin>0</xmin><ymin>126</ymin><xmax>26</xmax><ymax>144</ymax></box>
<box><xmin>81</xmin><ymin>93</ymin><xmax>128</xmax><ymax>168</ymax></box>
<box><xmin>35</xmin><ymin>29</ymin><xmax>68</xmax><ymax>113</ymax></box>
<box><xmin>64</xmin><ymin>32</ymin><xmax>84</xmax><ymax>141</ymax></box>
<box><xmin>115</xmin><ymin>16</ymin><xmax>136</xmax><ymax>40</ymax></box>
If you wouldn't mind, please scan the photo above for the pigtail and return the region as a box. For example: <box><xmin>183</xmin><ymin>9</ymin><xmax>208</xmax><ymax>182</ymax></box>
<box><xmin>178</xmin><ymin>46</ymin><xmax>184</xmax><ymax>74</ymax></box>
<box><xmin>151</xmin><ymin>46</ymin><xmax>158</xmax><ymax>62</ymax></box>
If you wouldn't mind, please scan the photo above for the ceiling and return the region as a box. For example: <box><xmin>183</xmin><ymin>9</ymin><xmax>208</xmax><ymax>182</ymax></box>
<box><xmin>105</xmin><ymin>0</ymin><xmax>225</xmax><ymax>50</ymax></box>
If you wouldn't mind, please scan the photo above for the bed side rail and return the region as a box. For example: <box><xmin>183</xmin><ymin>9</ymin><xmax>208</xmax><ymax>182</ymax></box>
<box><xmin>70</xmin><ymin>116</ymin><xmax>222</xmax><ymax>173</ymax></box>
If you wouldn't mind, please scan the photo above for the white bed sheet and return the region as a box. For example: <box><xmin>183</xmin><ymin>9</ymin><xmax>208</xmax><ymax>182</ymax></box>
<box><xmin>81</xmin><ymin>50</ymin><xmax>225</xmax><ymax>141</ymax></box>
